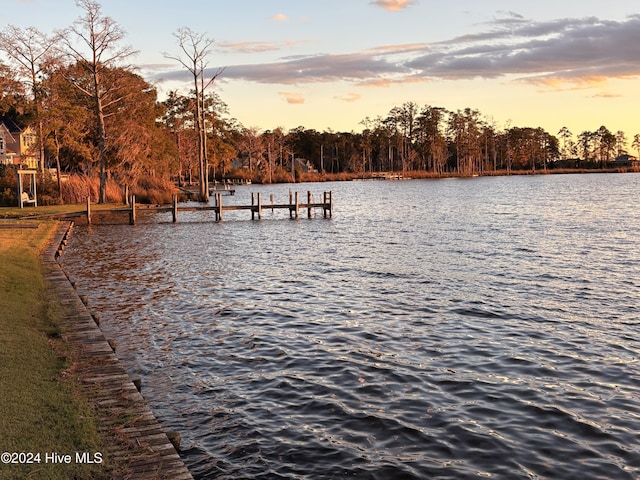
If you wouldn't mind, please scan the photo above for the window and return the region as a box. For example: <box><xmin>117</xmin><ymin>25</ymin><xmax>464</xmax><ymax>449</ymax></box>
<box><xmin>24</xmin><ymin>133</ymin><xmax>37</xmax><ymax>148</ymax></box>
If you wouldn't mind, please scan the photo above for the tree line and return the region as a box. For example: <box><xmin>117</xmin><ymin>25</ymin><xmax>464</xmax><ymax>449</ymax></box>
<box><xmin>2</xmin><ymin>0</ymin><xmax>639</xmax><ymax>204</ymax></box>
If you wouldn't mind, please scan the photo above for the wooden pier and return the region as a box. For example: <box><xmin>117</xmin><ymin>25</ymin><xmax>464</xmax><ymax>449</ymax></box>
<box><xmin>20</xmin><ymin>190</ymin><xmax>333</xmax><ymax>225</ymax></box>
<box><xmin>83</xmin><ymin>190</ymin><xmax>332</xmax><ymax>225</ymax></box>
<box><xmin>207</xmin><ymin>190</ymin><xmax>333</xmax><ymax>222</ymax></box>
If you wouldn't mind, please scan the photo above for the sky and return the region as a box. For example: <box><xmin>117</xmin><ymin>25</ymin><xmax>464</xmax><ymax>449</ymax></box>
<box><xmin>3</xmin><ymin>0</ymin><xmax>640</xmax><ymax>144</ymax></box>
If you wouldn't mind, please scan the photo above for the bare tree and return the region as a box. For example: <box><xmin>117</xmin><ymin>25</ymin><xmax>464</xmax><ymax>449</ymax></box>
<box><xmin>59</xmin><ymin>0</ymin><xmax>136</xmax><ymax>203</ymax></box>
<box><xmin>0</xmin><ymin>62</ymin><xmax>25</xmax><ymax>113</ymax></box>
<box><xmin>164</xmin><ymin>28</ymin><xmax>223</xmax><ymax>202</ymax></box>
<box><xmin>0</xmin><ymin>25</ymin><xmax>60</xmax><ymax>173</ymax></box>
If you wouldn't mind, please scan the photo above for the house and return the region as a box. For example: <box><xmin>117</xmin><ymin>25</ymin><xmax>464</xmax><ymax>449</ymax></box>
<box><xmin>613</xmin><ymin>154</ymin><xmax>639</xmax><ymax>168</ymax></box>
<box><xmin>293</xmin><ymin>158</ymin><xmax>318</xmax><ymax>173</ymax></box>
<box><xmin>0</xmin><ymin>116</ymin><xmax>38</xmax><ymax>169</ymax></box>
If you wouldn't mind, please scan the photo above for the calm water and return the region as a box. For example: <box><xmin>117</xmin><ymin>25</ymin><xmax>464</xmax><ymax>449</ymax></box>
<box><xmin>63</xmin><ymin>174</ymin><xmax>640</xmax><ymax>479</ymax></box>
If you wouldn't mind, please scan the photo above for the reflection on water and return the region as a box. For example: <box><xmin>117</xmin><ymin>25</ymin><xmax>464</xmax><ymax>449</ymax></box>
<box><xmin>64</xmin><ymin>174</ymin><xmax>640</xmax><ymax>479</ymax></box>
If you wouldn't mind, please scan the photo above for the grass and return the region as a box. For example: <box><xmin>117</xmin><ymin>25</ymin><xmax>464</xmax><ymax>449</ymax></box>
<box><xmin>0</xmin><ymin>221</ymin><xmax>108</xmax><ymax>479</ymax></box>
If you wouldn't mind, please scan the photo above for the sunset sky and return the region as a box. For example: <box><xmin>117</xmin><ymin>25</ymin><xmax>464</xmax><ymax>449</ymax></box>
<box><xmin>4</xmin><ymin>0</ymin><xmax>640</xmax><ymax>144</ymax></box>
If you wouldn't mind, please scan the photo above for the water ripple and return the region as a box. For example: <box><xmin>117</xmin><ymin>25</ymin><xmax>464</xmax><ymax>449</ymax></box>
<box><xmin>63</xmin><ymin>175</ymin><xmax>640</xmax><ymax>479</ymax></box>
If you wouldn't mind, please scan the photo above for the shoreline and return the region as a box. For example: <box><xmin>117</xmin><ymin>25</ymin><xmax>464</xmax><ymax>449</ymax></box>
<box><xmin>42</xmin><ymin>222</ymin><xmax>193</xmax><ymax>479</ymax></box>
<box><xmin>230</xmin><ymin>166</ymin><xmax>640</xmax><ymax>184</ymax></box>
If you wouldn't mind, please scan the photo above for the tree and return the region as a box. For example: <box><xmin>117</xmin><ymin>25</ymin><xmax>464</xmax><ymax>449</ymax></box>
<box><xmin>0</xmin><ymin>25</ymin><xmax>61</xmax><ymax>173</ymax></box>
<box><xmin>416</xmin><ymin>105</ymin><xmax>448</xmax><ymax>173</ymax></box>
<box><xmin>260</xmin><ymin>128</ymin><xmax>286</xmax><ymax>182</ymax></box>
<box><xmin>577</xmin><ymin>131</ymin><xmax>595</xmax><ymax>163</ymax></box>
<box><xmin>161</xmin><ymin>89</ymin><xmax>231</xmax><ymax>185</ymax></box>
<box><xmin>633</xmin><ymin>134</ymin><xmax>640</xmax><ymax>159</ymax></box>
<box><xmin>448</xmin><ymin>108</ymin><xmax>482</xmax><ymax>174</ymax></box>
<box><xmin>0</xmin><ymin>62</ymin><xmax>25</xmax><ymax>114</ymax></box>
<box><xmin>59</xmin><ymin>0</ymin><xmax>136</xmax><ymax>203</ymax></box>
<box><xmin>162</xmin><ymin>91</ymin><xmax>196</xmax><ymax>184</ymax></box>
<box><xmin>164</xmin><ymin>28</ymin><xmax>223</xmax><ymax>202</ymax></box>
<box><xmin>558</xmin><ymin>126</ymin><xmax>572</xmax><ymax>161</ymax></box>
<box><xmin>615</xmin><ymin>130</ymin><xmax>627</xmax><ymax>157</ymax></box>
<box><xmin>41</xmin><ymin>63</ymin><xmax>92</xmax><ymax>198</ymax></box>
<box><xmin>103</xmin><ymin>69</ymin><xmax>165</xmax><ymax>191</ymax></box>
<box><xmin>594</xmin><ymin>126</ymin><xmax>616</xmax><ymax>166</ymax></box>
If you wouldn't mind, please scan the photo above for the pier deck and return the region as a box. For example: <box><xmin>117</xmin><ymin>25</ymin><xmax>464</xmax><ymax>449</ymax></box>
<box><xmin>25</xmin><ymin>190</ymin><xmax>333</xmax><ymax>225</ymax></box>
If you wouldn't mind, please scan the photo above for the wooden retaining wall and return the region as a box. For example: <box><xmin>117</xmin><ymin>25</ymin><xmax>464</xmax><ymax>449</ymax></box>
<box><xmin>42</xmin><ymin>222</ymin><xmax>193</xmax><ymax>480</ymax></box>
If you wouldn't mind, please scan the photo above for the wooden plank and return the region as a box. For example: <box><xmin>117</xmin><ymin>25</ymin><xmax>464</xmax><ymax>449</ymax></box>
<box><xmin>0</xmin><ymin>223</ymin><xmax>39</xmax><ymax>229</ymax></box>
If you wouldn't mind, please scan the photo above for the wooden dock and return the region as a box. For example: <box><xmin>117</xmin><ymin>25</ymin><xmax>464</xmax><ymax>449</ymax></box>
<box><xmin>42</xmin><ymin>223</ymin><xmax>193</xmax><ymax>479</ymax></box>
<box><xmin>178</xmin><ymin>185</ymin><xmax>236</xmax><ymax>198</ymax></box>
<box><xmin>28</xmin><ymin>190</ymin><xmax>333</xmax><ymax>225</ymax></box>
<box><xmin>152</xmin><ymin>190</ymin><xmax>332</xmax><ymax>224</ymax></box>
<box><xmin>207</xmin><ymin>190</ymin><xmax>333</xmax><ymax>222</ymax></box>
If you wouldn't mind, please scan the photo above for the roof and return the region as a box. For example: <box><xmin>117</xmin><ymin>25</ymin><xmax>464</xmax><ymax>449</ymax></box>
<box><xmin>0</xmin><ymin>115</ymin><xmax>25</xmax><ymax>134</ymax></box>
<box><xmin>614</xmin><ymin>154</ymin><xmax>638</xmax><ymax>162</ymax></box>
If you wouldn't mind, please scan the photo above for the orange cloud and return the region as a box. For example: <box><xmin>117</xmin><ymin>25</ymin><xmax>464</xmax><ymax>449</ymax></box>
<box><xmin>279</xmin><ymin>92</ymin><xmax>305</xmax><ymax>104</ymax></box>
<box><xmin>358</xmin><ymin>76</ymin><xmax>428</xmax><ymax>88</ymax></box>
<box><xmin>518</xmin><ymin>75</ymin><xmax>611</xmax><ymax>90</ymax></box>
<box><xmin>370</xmin><ymin>0</ymin><xmax>418</xmax><ymax>12</ymax></box>
<box><xmin>592</xmin><ymin>92</ymin><xmax>623</xmax><ymax>98</ymax></box>
<box><xmin>335</xmin><ymin>93</ymin><xmax>361</xmax><ymax>103</ymax></box>
<box><xmin>271</xmin><ymin>13</ymin><xmax>288</xmax><ymax>21</ymax></box>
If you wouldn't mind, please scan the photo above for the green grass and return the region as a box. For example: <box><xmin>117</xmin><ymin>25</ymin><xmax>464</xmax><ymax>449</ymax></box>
<box><xmin>0</xmin><ymin>222</ymin><xmax>108</xmax><ymax>479</ymax></box>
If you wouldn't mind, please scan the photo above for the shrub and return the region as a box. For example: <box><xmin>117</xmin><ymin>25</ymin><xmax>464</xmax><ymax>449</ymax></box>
<box><xmin>131</xmin><ymin>175</ymin><xmax>178</xmax><ymax>204</ymax></box>
<box><xmin>60</xmin><ymin>175</ymin><xmax>122</xmax><ymax>204</ymax></box>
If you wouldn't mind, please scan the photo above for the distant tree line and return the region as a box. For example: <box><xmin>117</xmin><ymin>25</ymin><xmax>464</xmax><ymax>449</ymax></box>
<box><xmin>1</xmin><ymin>0</ymin><xmax>639</xmax><ymax>204</ymax></box>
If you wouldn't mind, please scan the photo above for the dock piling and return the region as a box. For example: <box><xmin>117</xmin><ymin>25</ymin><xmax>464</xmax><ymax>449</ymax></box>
<box><xmin>129</xmin><ymin>195</ymin><xmax>136</xmax><ymax>225</ymax></box>
<box><xmin>172</xmin><ymin>194</ymin><xmax>178</xmax><ymax>223</ymax></box>
<box><xmin>324</xmin><ymin>191</ymin><xmax>333</xmax><ymax>218</ymax></box>
<box><xmin>251</xmin><ymin>192</ymin><xmax>263</xmax><ymax>220</ymax></box>
<box><xmin>289</xmin><ymin>191</ymin><xmax>293</xmax><ymax>219</ymax></box>
<box><xmin>216</xmin><ymin>193</ymin><xmax>223</xmax><ymax>221</ymax></box>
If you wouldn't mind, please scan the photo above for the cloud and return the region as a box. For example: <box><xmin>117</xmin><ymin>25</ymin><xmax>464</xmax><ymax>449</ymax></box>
<box><xmin>408</xmin><ymin>14</ymin><xmax>640</xmax><ymax>86</ymax></box>
<box><xmin>335</xmin><ymin>93</ymin><xmax>361</xmax><ymax>102</ymax></box>
<box><xmin>279</xmin><ymin>92</ymin><xmax>305</xmax><ymax>104</ymax></box>
<box><xmin>358</xmin><ymin>76</ymin><xmax>428</xmax><ymax>88</ymax></box>
<box><xmin>370</xmin><ymin>0</ymin><xmax>418</xmax><ymax>11</ymax></box>
<box><xmin>364</xmin><ymin>43</ymin><xmax>429</xmax><ymax>54</ymax></box>
<box><xmin>156</xmin><ymin>14</ymin><xmax>640</xmax><ymax>91</ymax></box>
<box><xmin>592</xmin><ymin>92</ymin><xmax>622</xmax><ymax>99</ymax></box>
<box><xmin>217</xmin><ymin>41</ymin><xmax>282</xmax><ymax>54</ymax></box>
<box><xmin>219</xmin><ymin>51</ymin><xmax>407</xmax><ymax>85</ymax></box>
<box><xmin>271</xmin><ymin>13</ymin><xmax>288</xmax><ymax>22</ymax></box>
<box><xmin>217</xmin><ymin>40</ymin><xmax>316</xmax><ymax>54</ymax></box>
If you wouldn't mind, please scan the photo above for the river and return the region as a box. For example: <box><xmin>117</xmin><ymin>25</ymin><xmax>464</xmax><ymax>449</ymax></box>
<box><xmin>63</xmin><ymin>173</ymin><xmax>640</xmax><ymax>479</ymax></box>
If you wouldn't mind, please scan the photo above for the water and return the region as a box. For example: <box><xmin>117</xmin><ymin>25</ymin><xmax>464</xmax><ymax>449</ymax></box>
<box><xmin>63</xmin><ymin>174</ymin><xmax>640</xmax><ymax>479</ymax></box>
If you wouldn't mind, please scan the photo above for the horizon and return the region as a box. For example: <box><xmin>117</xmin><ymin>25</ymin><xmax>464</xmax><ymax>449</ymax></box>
<box><xmin>2</xmin><ymin>0</ymin><xmax>640</xmax><ymax>143</ymax></box>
